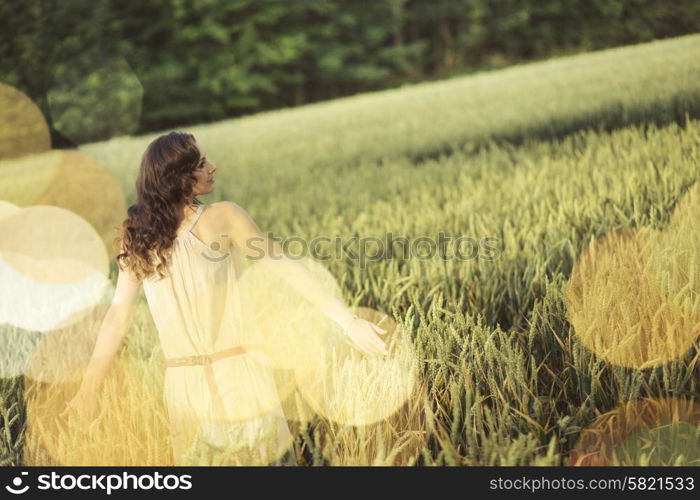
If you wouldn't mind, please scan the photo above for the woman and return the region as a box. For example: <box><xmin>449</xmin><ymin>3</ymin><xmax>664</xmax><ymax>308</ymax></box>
<box><xmin>63</xmin><ymin>131</ymin><xmax>388</xmax><ymax>466</ymax></box>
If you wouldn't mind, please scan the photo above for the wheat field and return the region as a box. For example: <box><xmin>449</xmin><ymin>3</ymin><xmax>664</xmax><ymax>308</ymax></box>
<box><xmin>1</xmin><ymin>34</ymin><xmax>699</xmax><ymax>466</ymax></box>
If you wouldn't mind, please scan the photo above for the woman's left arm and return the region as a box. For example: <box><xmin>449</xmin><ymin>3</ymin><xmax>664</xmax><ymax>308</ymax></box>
<box><xmin>220</xmin><ymin>201</ymin><xmax>388</xmax><ymax>356</ymax></box>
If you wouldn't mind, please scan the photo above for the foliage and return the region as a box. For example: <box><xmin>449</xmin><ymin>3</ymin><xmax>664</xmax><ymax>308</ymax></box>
<box><xmin>1</xmin><ymin>0</ymin><xmax>699</xmax><ymax>143</ymax></box>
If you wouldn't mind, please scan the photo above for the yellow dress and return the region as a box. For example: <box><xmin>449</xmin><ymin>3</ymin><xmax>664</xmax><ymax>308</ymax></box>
<box><xmin>142</xmin><ymin>203</ymin><xmax>295</xmax><ymax>465</ymax></box>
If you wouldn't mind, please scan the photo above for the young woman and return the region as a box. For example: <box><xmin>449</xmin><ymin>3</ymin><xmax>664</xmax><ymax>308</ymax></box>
<box><xmin>63</xmin><ymin>131</ymin><xmax>388</xmax><ymax>465</ymax></box>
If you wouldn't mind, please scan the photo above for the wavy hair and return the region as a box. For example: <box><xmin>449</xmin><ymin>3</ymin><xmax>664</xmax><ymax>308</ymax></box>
<box><xmin>115</xmin><ymin>131</ymin><xmax>204</xmax><ymax>281</ymax></box>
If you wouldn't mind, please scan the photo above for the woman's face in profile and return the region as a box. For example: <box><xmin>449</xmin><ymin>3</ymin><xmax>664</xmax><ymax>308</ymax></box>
<box><xmin>191</xmin><ymin>142</ymin><xmax>216</xmax><ymax>196</ymax></box>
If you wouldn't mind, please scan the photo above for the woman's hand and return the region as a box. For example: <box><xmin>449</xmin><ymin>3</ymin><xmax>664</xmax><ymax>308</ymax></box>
<box><xmin>59</xmin><ymin>388</ymin><xmax>99</xmax><ymax>423</ymax></box>
<box><xmin>344</xmin><ymin>318</ymin><xmax>389</xmax><ymax>356</ymax></box>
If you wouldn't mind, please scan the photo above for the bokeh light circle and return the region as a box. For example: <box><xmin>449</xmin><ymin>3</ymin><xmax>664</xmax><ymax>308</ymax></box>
<box><xmin>318</xmin><ymin>368</ymin><xmax>429</xmax><ymax>466</ymax></box>
<box><xmin>24</xmin><ymin>303</ymin><xmax>111</xmax><ymax>384</ymax></box>
<box><xmin>0</xmin><ymin>205</ymin><xmax>111</xmax><ymax>331</ymax></box>
<box><xmin>0</xmin><ymin>150</ymin><xmax>127</xmax><ymax>257</ymax></box>
<box><xmin>236</xmin><ymin>254</ymin><xmax>345</xmax><ymax>426</ymax></box>
<box><xmin>569</xmin><ymin>397</ymin><xmax>700</xmax><ymax>466</ymax></box>
<box><xmin>296</xmin><ymin>306</ymin><xmax>419</xmax><ymax>427</ymax></box>
<box><xmin>565</xmin><ymin>227</ymin><xmax>700</xmax><ymax>369</ymax></box>
<box><xmin>647</xmin><ymin>182</ymin><xmax>700</xmax><ymax>319</ymax></box>
<box><xmin>24</xmin><ymin>354</ymin><xmax>172</xmax><ymax>466</ymax></box>
<box><xmin>0</xmin><ymin>83</ymin><xmax>51</xmax><ymax>159</ymax></box>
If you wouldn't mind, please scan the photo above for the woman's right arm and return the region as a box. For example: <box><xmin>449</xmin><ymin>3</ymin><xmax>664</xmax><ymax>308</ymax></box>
<box><xmin>62</xmin><ymin>261</ymin><xmax>142</xmax><ymax>417</ymax></box>
<box><xmin>80</xmin><ymin>264</ymin><xmax>142</xmax><ymax>391</ymax></box>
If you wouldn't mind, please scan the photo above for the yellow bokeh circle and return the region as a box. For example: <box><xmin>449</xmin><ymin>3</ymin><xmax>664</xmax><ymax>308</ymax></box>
<box><xmin>296</xmin><ymin>306</ymin><xmax>419</xmax><ymax>427</ymax></box>
<box><xmin>569</xmin><ymin>397</ymin><xmax>700</xmax><ymax>466</ymax></box>
<box><xmin>565</xmin><ymin>227</ymin><xmax>699</xmax><ymax>369</ymax></box>
<box><xmin>0</xmin><ymin>83</ymin><xmax>51</xmax><ymax>159</ymax></box>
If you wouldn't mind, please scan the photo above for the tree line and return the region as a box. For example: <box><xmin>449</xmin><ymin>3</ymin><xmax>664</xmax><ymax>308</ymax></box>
<box><xmin>2</xmin><ymin>0</ymin><xmax>698</xmax><ymax>145</ymax></box>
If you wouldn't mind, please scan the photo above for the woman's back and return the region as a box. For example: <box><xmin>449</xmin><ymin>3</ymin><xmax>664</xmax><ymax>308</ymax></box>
<box><xmin>141</xmin><ymin>203</ymin><xmax>294</xmax><ymax>465</ymax></box>
<box><xmin>142</xmin><ymin>203</ymin><xmax>256</xmax><ymax>356</ymax></box>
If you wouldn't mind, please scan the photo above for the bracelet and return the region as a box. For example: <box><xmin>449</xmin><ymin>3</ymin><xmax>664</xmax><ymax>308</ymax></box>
<box><xmin>342</xmin><ymin>314</ymin><xmax>360</xmax><ymax>337</ymax></box>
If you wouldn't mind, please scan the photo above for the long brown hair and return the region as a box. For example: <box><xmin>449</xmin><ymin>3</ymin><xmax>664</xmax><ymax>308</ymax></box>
<box><xmin>115</xmin><ymin>131</ymin><xmax>204</xmax><ymax>281</ymax></box>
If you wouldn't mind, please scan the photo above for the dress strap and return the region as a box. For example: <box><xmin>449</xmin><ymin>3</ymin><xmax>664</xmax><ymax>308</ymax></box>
<box><xmin>184</xmin><ymin>204</ymin><xmax>205</xmax><ymax>232</ymax></box>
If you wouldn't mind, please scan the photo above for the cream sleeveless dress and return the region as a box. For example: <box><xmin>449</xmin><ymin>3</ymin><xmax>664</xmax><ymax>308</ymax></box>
<box><xmin>142</xmin><ymin>203</ymin><xmax>295</xmax><ymax>465</ymax></box>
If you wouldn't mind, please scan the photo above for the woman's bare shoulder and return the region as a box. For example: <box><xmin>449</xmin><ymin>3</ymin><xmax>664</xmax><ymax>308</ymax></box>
<box><xmin>209</xmin><ymin>201</ymin><xmax>252</xmax><ymax>226</ymax></box>
<box><xmin>210</xmin><ymin>200</ymin><xmax>245</xmax><ymax>212</ymax></box>
<box><xmin>208</xmin><ymin>201</ymin><xmax>263</xmax><ymax>246</ymax></box>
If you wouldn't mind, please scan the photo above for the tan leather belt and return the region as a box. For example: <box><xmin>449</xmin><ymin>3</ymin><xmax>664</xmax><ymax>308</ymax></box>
<box><xmin>165</xmin><ymin>344</ymin><xmax>264</xmax><ymax>417</ymax></box>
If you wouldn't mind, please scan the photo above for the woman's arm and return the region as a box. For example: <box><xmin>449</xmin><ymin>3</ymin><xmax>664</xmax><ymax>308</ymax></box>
<box><xmin>62</xmin><ymin>258</ymin><xmax>142</xmax><ymax>418</ymax></box>
<box><xmin>78</xmin><ymin>263</ymin><xmax>142</xmax><ymax>392</ymax></box>
<box><xmin>219</xmin><ymin>201</ymin><xmax>388</xmax><ymax>355</ymax></box>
